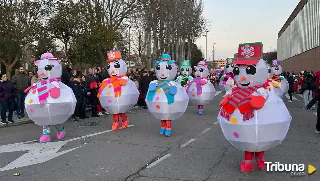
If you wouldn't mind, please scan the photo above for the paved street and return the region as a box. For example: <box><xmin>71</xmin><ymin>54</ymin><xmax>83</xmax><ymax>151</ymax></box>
<box><xmin>0</xmin><ymin>91</ymin><xmax>319</xmax><ymax>181</ymax></box>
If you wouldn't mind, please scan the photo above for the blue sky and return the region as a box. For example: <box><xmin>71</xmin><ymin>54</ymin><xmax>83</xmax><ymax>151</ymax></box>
<box><xmin>195</xmin><ymin>0</ymin><xmax>299</xmax><ymax>60</ymax></box>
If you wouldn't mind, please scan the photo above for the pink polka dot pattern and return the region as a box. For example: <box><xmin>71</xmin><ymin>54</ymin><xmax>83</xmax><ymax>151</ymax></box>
<box><xmin>155</xmin><ymin>96</ymin><xmax>160</xmax><ymax>101</ymax></box>
<box><xmin>29</xmin><ymin>108</ymin><xmax>34</xmax><ymax>113</ymax></box>
<box><xmin>108</xmin><ymin>100</ymin><xmax>112</xmax><ymax>103</ymax></box>
<box><xmin>233</xmin><ymin>132</ymin><xmax>239</xmax><ymax>138</ymax></box>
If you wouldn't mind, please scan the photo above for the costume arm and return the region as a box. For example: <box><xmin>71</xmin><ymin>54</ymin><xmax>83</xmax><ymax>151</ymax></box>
<box><xmin>148</xmin><ymin>80</ymin><xmax>158</xmax><ymax>91</ymax></box>
<box><xmin>168</xmin><ymin>81</ymin><xmax>178</xmax><ymax>95</ymax></box>
<box><xmin>256</xmin><ymin>88</ymin><xmax>268</xmax><ymax>99</ymax></box>
<box><xmin>119</xmin><ymin>76</ymin><xmax>128</xmax><ymax>86</ymax></box>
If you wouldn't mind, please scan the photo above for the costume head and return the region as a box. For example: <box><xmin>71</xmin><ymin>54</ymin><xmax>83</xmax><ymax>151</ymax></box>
<box><xmin>106</xmin><ymin>50</ymin><xmax>127</xmax><ymax>77</ymax></box>
<box><xmin>233</xmin><ymin>42</ymin><xmax>268</xmax><ymax>88</ymax></box>
<box><xmin>180</xmin><ymin>60</ymin><xmax>192</xmax><ymax>76</ymax></box>
<box><xmin>194</xmin><ymin>61</ymin><xmax>209</xmax><ymax>78</ymax></box>
<box><xmin>35</xmin><ymin>52</ymin><xmax>62</xmax><ymax>79</ymax></box>
<box><xmin>225</xmin><ymin>58</ymin><xmax>234</xmax><ymax>73</ymax></box>
<box><xmin>270</xmin><ymin>60</ymin><xmax>282</xmax><ymax>76</ymax></box>
<box><xmin>155</xmin><ymin>59</ymin><xmax>177</xmax><ymax>81</ymax></box>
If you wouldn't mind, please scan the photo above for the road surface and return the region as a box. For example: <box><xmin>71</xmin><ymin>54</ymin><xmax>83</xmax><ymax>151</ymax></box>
<box><xmin>0</xmin><ymin>91</ymin><xmax>318</xmax><ymax>181</ymax></box>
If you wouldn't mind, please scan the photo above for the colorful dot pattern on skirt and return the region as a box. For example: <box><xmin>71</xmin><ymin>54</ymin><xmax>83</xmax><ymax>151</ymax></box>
<box><xmin>32</xmin><ymin>90</ymin><xmax>36</xmax><ymax>94</ymax></box>
<box><xmin>156</xmin><ymin>89</ymin><xmax>161</xmax><ymax>93</ymax></box>
<box><xmin>29</xmin><ymin>99</ymin><xmax>33</xmax><ymax>104</ymax></box>
<box><xmin>233</xmin><ymin>132</ymin><xmax>239</xmax><ymax>138</ymax></box>
<box><xmin>192</xmin><ymin>94</ymin><xmax>195</xmax><ymax>97</ymax></box>
<box><xmin>231</xmin><ymin>117</ymin><xmax>238</xmax><ymax>124</ymax></box>
<box><xmin>155</xmin><ymin>96</ymin><xmax>160</xmax><ymax>101</ymax></box>
<box><xmin>108</xmin><ymin>85</ymin><xmax>112</xmax><ymax>88</ymax></box>
<box><xmin>156</xmin><ymin>105</ymin><xmax>160</xmax><ymax>109</ymax></box>
<box><xmin>106</xmin><ymin>92</ymin><xmax>110</xmax><ymax>95</ymax></box>
<box><xmin>29</xmin><ymin>108</ymin><xmax>34</xmax><ymax>112</ymax></box>
<box><xmin>108</xmin><ymin>100</ymin><xmax>112</xmax><ymax>103</ymax></box>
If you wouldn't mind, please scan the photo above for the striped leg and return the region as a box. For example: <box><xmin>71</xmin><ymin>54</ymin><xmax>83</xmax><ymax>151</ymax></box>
<box><xmin>160</xmin><ymin>120</ymin><xmax>166</xmax><ymax>135</ymax></box>
<box><xmin>165</xmin><ymin>120</ymin><xmax>171</xmax><ymax>137</ymax></box>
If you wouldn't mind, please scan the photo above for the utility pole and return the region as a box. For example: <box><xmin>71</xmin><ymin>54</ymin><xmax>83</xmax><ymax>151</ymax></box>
<box><xmin>212</xmin><ymin>43</ymin><xmax>216</xmax><ymax>69</ymax></box>
<box><xmin>203</xmin><ymin>30</ymin><xmax>209</xmax><ymax>60</ymax></box>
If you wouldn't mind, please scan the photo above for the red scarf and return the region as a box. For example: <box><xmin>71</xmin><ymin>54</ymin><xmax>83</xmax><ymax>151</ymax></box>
<box><xmin>220</xmin><ymin>85</ymin><xmax>262</xmax><ymax>121</ymax></box>
<box><xmin>272</xmin><ymin>75</ymin><xmax>281</xmax><ymax>82</ymax></box>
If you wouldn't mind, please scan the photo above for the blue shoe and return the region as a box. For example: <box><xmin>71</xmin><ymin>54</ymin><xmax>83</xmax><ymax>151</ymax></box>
<box><xmin>165</xmin><ymin>129</ymin><xmax>171</xmax><ymax>137</ymax></box>
<box><xmin>198</xmin><ymin>109</ymin><xmax>203</xmax><ymax>115</ymax></box>
<box><xmin>159</xmin><ymin>128</ymin><xmax>165</xmax><ymax>135</ymax></box>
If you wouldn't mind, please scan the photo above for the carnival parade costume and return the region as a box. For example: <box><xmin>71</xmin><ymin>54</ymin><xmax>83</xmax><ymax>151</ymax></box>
<box><xmin>186</xmin><ymin>61</ymin><xmax>215</xmax><ymax>115</ymax></box>
<box><xmin>217</xmin><ymin>42</ymin><xmax>292</xmax><ymax>173</ymax></box>
<box><xmin>98</xmin><ymin>50</ymin><xmax>139</xmax><ymax>131</ymax></box>
<box><xmin>176</xmin><ymin>60</ymin><xmax>193</xmax><ymax>87</ymax></box>
<box><xmin>265</xmin><ymin>60</ymin><xmax>289</xmax><ymax>98</ymax></box>
<box><xmin>219</xmin><ymin>58</ymin><xmax>236</xmax><ymax>93</ymax></box>
<box><xmin>146</xmin><ymin>54</ymin><xmax>189</xmax><ymax>136</ymax></box>
<box><xmin>25</xmin><ymin>53</ymin><xmax>77</xmax><ymax>143</ymax></box>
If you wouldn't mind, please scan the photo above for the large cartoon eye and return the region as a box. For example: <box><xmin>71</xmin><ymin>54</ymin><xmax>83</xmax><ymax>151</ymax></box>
<box><xmin>233</xmin><ymin>67</ymin><xmax>240</xmax><ymax>75</ymax></box>
<box><xmin>107</xmin><ymin>63</ymin><xmax>110</xmax><ymax>69</ymax></box>
<box><xmin>231</xmin><ymin>64</ymin><xmax>234</xmax><ymax>68</ymax></box>
<box><xmin>156</xmin><ymin>65</ymin><xmax>160</xmax><ymax>70</ymax></box>
<box><xmin>114</xmin><ymin>61</ymin><xmax>120</xmax><ymax>68</ymax></box>
<box><xmin>44</xmin><ymin>65</ymin><xmax>53</xmax><ymax>71</ymax></box>
<box><xmin>199</xmin><ymin>68</ymin><xmax>204</xmax><ymax>72</ymax></box>
<box><xmin>166</xmin><ymin>64</ymin><xmax>172</xmax><ymax>70</ymax></box>
<box><xmin>246</xmin><ymin>65</ymin><xmax>256</xmax><ymax>75</ymax></box>
<box><xmin>181</xmin><ymin>68</ymin><xmax>184</xmax><ymax>71</ymax></box>
<box><xmin>186</xmin><ymin>68</ymin><xmax>189</xmax><ymax>71</ymax></box>
<box><xmin>226</xmin><ymin>65</ymin><xmax>230</xmax><ymax>68</ymax></box>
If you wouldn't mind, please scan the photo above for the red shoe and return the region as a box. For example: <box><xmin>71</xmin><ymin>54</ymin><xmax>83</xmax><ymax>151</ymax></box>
<box><xmin>240</xmin><ymin>160</ymin><xmax>254</xmax><ymax>173</ymax></box>
<box><xmin>112</xmin><ymin>123</ymin><xmax>119</xmax><ymax>131</ymax></box>
<box><xmin>256</xmin><ymin>157</ymin><xmax>265</xmax><ymax>169</ymax></box>
<box><xmin>122</xmin><ymin>120</ymin><xmax>129</xmax><ymax>129</ymax></box>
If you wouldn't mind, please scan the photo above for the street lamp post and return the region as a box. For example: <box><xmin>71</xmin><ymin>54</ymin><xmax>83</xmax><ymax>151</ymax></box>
<box><xmin>212</xmin><ymin>43</ymin><xmax>216</xmax><ymax>69</ymax></box>
<box><xmin>203</xmin><ymin>30</ymin><xmax>209</xmax><ymax>61</ymax></box>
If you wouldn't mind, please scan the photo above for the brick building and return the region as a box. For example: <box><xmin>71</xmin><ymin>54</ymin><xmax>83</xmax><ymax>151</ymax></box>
<box><xmin>277</xmin><ymin>0</ymin><xmax>320</xmax><ymax>73</ymax></box>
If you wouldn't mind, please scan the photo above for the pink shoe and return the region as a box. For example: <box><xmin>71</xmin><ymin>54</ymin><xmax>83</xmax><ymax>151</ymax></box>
<box><xmin>40</xmin><ymin>135</ymin><xmax>51</xmax><ymax>143</ymax></box>
<box><xmin>56</xmin><ymin>128</ymin><xmax>66</xmax><ymax>140</ymax></box>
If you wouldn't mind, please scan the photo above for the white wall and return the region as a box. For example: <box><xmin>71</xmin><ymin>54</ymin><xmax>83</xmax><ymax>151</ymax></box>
<box><xmin>277</xmin><ymin>0</ymin><xmax>320</xmax><ymax>60</ymax></box>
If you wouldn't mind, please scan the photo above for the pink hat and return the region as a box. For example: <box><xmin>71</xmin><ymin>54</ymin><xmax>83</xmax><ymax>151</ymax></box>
<box><xmin>40</xmin><ymin>52</ymin><xmax>57</xmax><ymax>60</ymax></box>
<box><xmin>197</xmin><ymin>61</ymin><xmax>207</xmax><ymax>68</ymax></box>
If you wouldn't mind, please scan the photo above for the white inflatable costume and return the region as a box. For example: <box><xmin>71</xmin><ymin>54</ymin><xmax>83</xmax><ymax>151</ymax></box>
<box><xmin>25</xmin><ymin>52</ymin><xmax>76</xmax><ymax>143</ymax></box>
<box><xmin>146</xmin><ymin>55</ymin><xmax>189</xmax><ymax>136</ymax></box>
<box><xmin>218</xmin><ymin>43</ymin><xmax>292</xmax><ymax>173</ymax></box>
<box><xmin>98</xmin><ymin>50</ymin><xmax>139</xmax><ymax>131</ymax></box>
<box><xmin>186</xmin><ymin>61</ymin><xmax>215</xmax><ymax>115</ymax></box>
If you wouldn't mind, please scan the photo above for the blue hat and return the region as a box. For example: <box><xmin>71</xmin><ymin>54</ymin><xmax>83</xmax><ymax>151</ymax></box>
<box><xmin>160</xmin><ymin>54</ymin><xmax>171</xmax><ymax>60</ymax></box>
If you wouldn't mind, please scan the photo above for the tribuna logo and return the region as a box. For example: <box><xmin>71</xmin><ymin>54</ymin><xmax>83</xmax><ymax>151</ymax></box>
<box><xmin>265</xmin><ymin>162</ymin><xmax>305</xmax><ymax>176</ymax></box>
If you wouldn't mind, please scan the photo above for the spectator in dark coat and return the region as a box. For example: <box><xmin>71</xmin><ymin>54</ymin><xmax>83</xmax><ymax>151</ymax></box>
<box><xmin>307</xmin><ymin>89</ymin><xmax>320</xmax><ymax>134</ymax></box>
<box><xmin>0</xmin><ymin>74</ymin><xmax>16</xmax><ymax>124</ymax></box>
<box><xmin>68</xmin><ymin>74</ymin><xmax>82</xmax><ymax>122</ymax></box>
<box><xmin>138</xmin><ymin>70</ymin><xmax>151</xmax><ymax>109</ymax></box>
<box><xmin>287</xmin><ymin>73</ymin><xmax>294</xmax><ymax>102</ymax></box>
<box><xmin>61</xmin><ymin>65</ymin><xmax>73</xmax><ymax>85</ymax></box>
<box><xmin>11</xmin><ymin>66</ymin><xmax>30</xmax><ymax>119</ymax></box>
<box><xmin>80</xmin><ymin>75</ymin><xmax>90</xmax><ymax>119</ymax></box>
<box><xmin>85</xmin><ymin>68</ymin><xmax>95</xmax><ymax>84</ymax></box>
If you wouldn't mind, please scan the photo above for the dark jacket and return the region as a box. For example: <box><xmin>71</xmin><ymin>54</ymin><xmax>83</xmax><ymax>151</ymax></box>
<box><xmin>85</xmin><ymin>74</ymin><xmax>95</xmax><ymax>84</ymax></box>
<box><xmin>68</xmin><ymin>80</ymin><xmax>82</xmax><ymax>103</ymax></box>
<box><xmin>307</xmin><ymin>90</ymin><xmax>320</xmax><ymax>116</ymax></box>
<box><xmin>287</xmin><ymin>76</ymin><xmax>294</xmax><ymax>93</ymax></box>
<box><xmin>11</xmin><ymin>72</ymin><xmax>30</xmax><ymax>93</ymax></box>
<box><xmin>80</xmin><ymin>81</ymin><xmax>90</xmax><ymax>97</ymax></box>
<box><xmin>93</xmin><ymin>73</ymin><xmax>103</xmax><ymax>83</ymax></box>
<box><xmin>139</xmin><ymin>75</ymin><xmax>151</xmax><ymax>94</ymax></box>
<box><xmin>61</xmin><ymin>67</ymin><xmax>73</xmax><ymax>85</ymax></box>
<box><xmin>0</xmin><ymin>81</ymin><xmax>16</xmax><ymax>102</ymax></box>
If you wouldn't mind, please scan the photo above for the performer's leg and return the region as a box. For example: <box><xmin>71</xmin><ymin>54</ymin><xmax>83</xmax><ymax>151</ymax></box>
<box><xmin>40</xmin><ymin>126</ymin><xmax>51</xmax><ymax>143</ymax></box>
<box><xmin>55</xmin><ymin>124</ymin><xmax>66</xmax><ymax>140</ymax></box>
<box><xmin>240</xmin><ymin>151</ymin><xmax>254</xmax><ymax>172</ymax></box>
<box><xmin>198</xmin><ymin>105</ymin><xmax>203</xmax><ymax>115</ymax></box>
<box><xmin>255</xmin><ymin>151</ymin><xmax>265</xmax><ymax>169</ymax></box>
<box><xmin>159</xmin><ymin>120</ymin><xmax>166</xmax><ymax>135</ymax></box>
<box><xmin>112</xmin><ymin>114</ymin><xmax>120</xmax><ymax>131</ymax></box>
<box><xmin>165</xmin><ymin>120</ymin><xmax>171</xmax><ymax>137</ymax></box>
<box><xmin>119</xmin><ymin>113</ymin><xmax>129</xmax><ymax>128</ymax></box>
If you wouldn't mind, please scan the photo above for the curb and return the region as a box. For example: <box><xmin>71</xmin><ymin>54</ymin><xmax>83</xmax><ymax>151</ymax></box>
<box><xmin>0</xmin><ymin>118</ymin><xmax>33</xmax><ymax>128</ymax></box>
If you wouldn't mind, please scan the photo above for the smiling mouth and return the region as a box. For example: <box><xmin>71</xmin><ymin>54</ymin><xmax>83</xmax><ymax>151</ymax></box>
<box><xmin>42</xmin><ymin>77</ymin><xmax>48</xmax><ymax>80</ymax></box>
<box><xmin>240</xmin><ymin>82</ymin><xmax>250</xmax><ymax>86</ymax></box>
<box><xmin>160</xmin><ymin>77</ymin><xmax>167</xmax><ymax>79</ymax></box>
<box><xmin>111</xmin><ymin>74</ymin><xmax>117</xmax><ymax>76</ymax></box>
